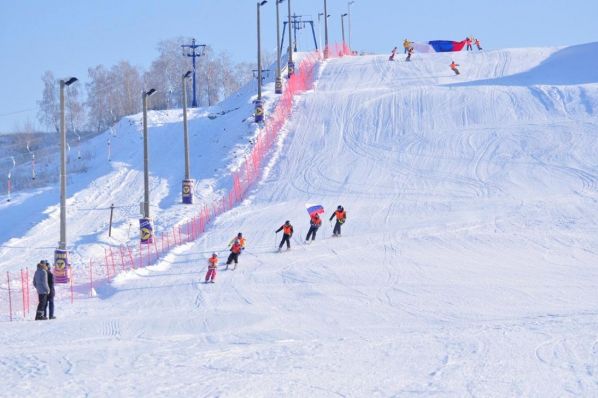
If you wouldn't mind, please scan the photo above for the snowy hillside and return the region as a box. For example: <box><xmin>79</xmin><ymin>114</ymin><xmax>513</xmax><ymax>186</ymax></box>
<box><xmin>2</xmin><ymin>44</ymin><xmax>598</xmax><ymax>397</ymax></box>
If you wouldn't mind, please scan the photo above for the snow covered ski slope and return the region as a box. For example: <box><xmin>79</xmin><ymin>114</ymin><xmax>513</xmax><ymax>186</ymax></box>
<box><xmin>2</xmin><ymin>44</ymin><xmax>598</xmax><ymax>396</ymax></box>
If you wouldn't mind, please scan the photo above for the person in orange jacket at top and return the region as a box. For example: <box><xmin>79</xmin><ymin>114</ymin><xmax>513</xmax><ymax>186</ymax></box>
<box><xmin>450</xmin><ymin>61</ymin><xmax>460</xmax><ymax>75</ymax></box>
<box><xmin>275</xmin><ymin>220</ymin><xmax>294</xmax><ymax>251</ymax></box>
<box><xmin>465</xmin><ymin>37</ymin><xmax>472</xmax><ymax>51</ymax></box>
<box><xmin>329</xmin><ymin>205</ymin><xmax>347</xmax><ymax>237</ymax></box>
<box><xmin>226</xmin><ymin>239</ymin><xmax>243</xmax><ymax>270</ymax></box>
<box><xmin>475</xmin><ymin>38</ymin><xmax>482</xmax><ymax>50</ymax></box>
<box><xmin>205</xmin><ymin>253</ymin><xmax>218</xmax><ymax>283</ymax></box>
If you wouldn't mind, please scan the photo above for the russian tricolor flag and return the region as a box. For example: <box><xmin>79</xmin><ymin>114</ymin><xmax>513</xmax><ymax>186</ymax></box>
<box><xmin>306</xmin><ymin>204</ymin><xmax>325</xmax><ymax>216</ymax></box>
<box><xmin>412</xmin><ymin>39</ymin><xmax>467</xmax><ymax>53</ymax></box>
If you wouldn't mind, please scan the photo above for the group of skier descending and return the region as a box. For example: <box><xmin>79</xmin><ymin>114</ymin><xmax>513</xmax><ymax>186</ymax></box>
<box><xmin>389</xmin><ymin>37</ymin><xmax>483</xmax><ymax>75</ymax></box>
<box><xmin>203</xmin><ymin>205</ymin><xmax>347</xmax><ymax>283</ymax></box>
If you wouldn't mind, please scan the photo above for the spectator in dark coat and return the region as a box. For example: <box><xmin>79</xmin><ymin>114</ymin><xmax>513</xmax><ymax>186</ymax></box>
<box><xmin>44</xmin><ymin>260</ymin><xmax>56</xmax><ymax>319</ymax></box>
<box><xmin>33</xmin><ymin>261</ymin><xmax>50</xmax><ymax>320</ymax></box>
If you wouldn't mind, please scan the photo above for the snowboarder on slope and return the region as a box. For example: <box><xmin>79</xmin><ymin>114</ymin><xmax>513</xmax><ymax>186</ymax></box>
<box><xmin>305</xmin><ymin>213</ymin><xmax>322</xmax><ymax>242</ymax></box>
<box><xmin>329</xmin><ymin>205</ymin><xmax>347</xmax><ymax>237</ymax></box>
<box><xmin>275</xmin><ymin>220</ymin><xmax>294</xmax><ymax>251</ymax></box>
<box><xmin>406</xmin><ymin>46</ymin><xmax>414</xmax><ymax>62</ymax></box>
<box><xmin>450</xmin><ymin>61</ymin><xmax>460</xmax><ymax>75</ymax></box>
<box><xmin>389</xmin><ymin>46</ymin><xmax>398</xmax><ymax>61</ymax></box>
<box><xmin>33</xmin><ymin>261</ymin><xmax>50</xmax><ymax>320</ymax></box>
<box><xmin>225</xmin><ymin>239</ymin><xmax>243</xmax><ymax>270</ymax></box>
<box><xmin>205</xmin><ymin>253</ymin><xmax>218</xmax><ymax>283</ymax></box>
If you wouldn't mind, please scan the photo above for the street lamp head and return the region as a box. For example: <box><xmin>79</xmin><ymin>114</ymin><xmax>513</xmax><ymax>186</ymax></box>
<box><xmin>64</xmin><ymin>77</ymin><xmax>78</xmax><ymax>86</ymax></box>
<box><xmin>342</xmin><ymin>13</ymin><xmax>348</xmax><ymax>17</ymax></box>
<box><xmin>278</xmin><ymin>0</ymin><xmax>284</xmax><ymax>3</ymax></box>
<box><xmin>144</xmin><ymin>88</ymin><xmax>157</xmax><ymax>97</ymax></box>
<box><xmin>259</xmin><ymin>0</ymin><xmax>267</xmax><ymax>5</ymax></box>
<box><xmin>183</xmin><ymin>70</ymin><xmax>192</xmax><ymax>79</ymax></box>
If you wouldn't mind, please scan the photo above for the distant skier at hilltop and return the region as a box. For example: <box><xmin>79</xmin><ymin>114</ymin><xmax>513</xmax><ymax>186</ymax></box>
<box><xmin>406</xmin><ymin>46</ymin><xmax>414</xmax><ymax>62</ymax></box>
<box><xmin>450</xmin><ymin>61</ymin><xmax>461</xmax><ymax>75</ymax></box>
<box><xmin>275</xmin><ymin>221</ymin><xmax>294</xmax><ymax>251</ymax></box>
<box><xmin>475</xmin><ymin>38</ymin><xmax>483</xmax><ymax>50</ymax></box>
<box><xmin>466</xmin><ymin>37</ymin><xmax>473</xmax><ymax>51</ymax></box>
<box><xmin>329</xmin><ymin>205</ymin><xmax>347</xmax><ymax>237</ymax></box>
<box><xmin>389</xmin><ymin>46</ymin><xmax>398</xmax><ymax>61</ymax></box>
<box><xmin>403</xmin><ymin>39</ymin><xmax>412</xmax><ymax>53</ymax></box>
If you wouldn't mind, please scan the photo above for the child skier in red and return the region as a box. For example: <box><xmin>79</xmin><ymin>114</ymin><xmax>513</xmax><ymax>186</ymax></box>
<box><xmin>205</xmin><ymin>253</ymin><xmax>218</xmax><ymax>283</ymax></box>
<box><xmin>450</xmin><ymin>61</ymin><xmax>460</xmax><ymax>75</ymax></box>
<box><xmin>475</xmin><ymin>38</ymin><xmax>482</xmax><ymax>50</ymax></box>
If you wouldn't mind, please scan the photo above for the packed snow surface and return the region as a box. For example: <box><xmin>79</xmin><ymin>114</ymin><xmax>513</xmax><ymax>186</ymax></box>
<box><xmin>2</xmin><ymin>44</ymin><xmax>598</xmax><ymax>396</ymax></box>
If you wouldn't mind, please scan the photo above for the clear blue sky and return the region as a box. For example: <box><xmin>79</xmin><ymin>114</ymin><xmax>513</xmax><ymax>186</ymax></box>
<box><xmin>1</xmin><ymin>0</ymin><xmax>597</xmax><ymax>132</ymax></box>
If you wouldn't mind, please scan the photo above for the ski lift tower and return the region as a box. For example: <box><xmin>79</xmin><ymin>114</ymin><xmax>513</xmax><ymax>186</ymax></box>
<box><xmin>181</xmin><ymin>38</ymin><xmax>206</xmax><ymax>108</ymax></box>
<box><xmin>280</xmin><ymin>14</ymin><xmax>318</xmax><ymax>54</ymax></box>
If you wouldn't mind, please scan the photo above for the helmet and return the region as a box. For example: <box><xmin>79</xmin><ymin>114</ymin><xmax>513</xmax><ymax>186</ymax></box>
<box><xmin>212</xmin><ymin>252</ymin><xmax>217</xmax><ymax>257</ymax></box>
<box><xmin>285</xmin><ymin>220</ymin><xmax>290</xmax><ymax>224</ymax></box>
<box><xmin>337</xmin><ymin>205</ymin><xmax>343</xmax><ymax>210</ymax></box>
<box><xmin>237</xmin><ymin>232</ymin><xmax>242</xmax><ymax>237</ymax></box>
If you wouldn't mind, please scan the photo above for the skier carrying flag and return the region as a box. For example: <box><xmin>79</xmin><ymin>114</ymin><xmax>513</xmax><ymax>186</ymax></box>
<box><xmin>205</xmin><ymin>253</ymin><xmax>218</xmax><ymax>283</ymax></box>
<box><xmin>275</xmin><ymin>220</ymin><xmax>294</xmax><ymax>251</ymax></box>
<box><xmin>329</xmin><ymin>205</ymin><xmax>347</xmax><ymax>237</ymax></box>
<box><xmin>450</xmin><ymin>61</ymin><xmax>460</xmax><ymax>75</ymax></box>
<box><xmin>225</xmin><ymin>239</ymin><xmax>243</xmax><ymax>270</ymax></box>
<box><xmin>305</xmin><ymin>213</ymin><xmax>322</xmax><ymax>243</ymax></box>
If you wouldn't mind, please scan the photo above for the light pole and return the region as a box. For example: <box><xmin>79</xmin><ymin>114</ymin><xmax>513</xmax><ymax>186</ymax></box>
<box><xmin>181</xmin><ymin>39</ymin><xmax>206</xmax><ymax>108</ymax></box>
<box><xmin>181</xmin><ymin>71</ymin><xmax>194</xmax><ymax>204</ymax></box>
<box><xmin>287</xmin><ymin>0</ymin><xmax>294</xmax><ymax>77</ymax></box>
<box><xmin>140</xmin><ymin>88</ymin><xmax>156</xmax><ymax>244</ymax></box>
<box><xmin>255</xmin><ymin>0</ymin><xmax>268</xmax><ymax>123</ymax></box>
<box><xmin>341</xmin><ymin>13</ymin><xmax>348</xmax><ymax>50</ymax></box>
<box><xmin>55</xmin><ymin>76</ymin><xmax>77</xmax><ymax>284</ymax></box>
<box><xmin>275</xmin><ymin>0</ymin><xmax>284</xmax><ymax>94</ymax></box>
<box><xmin>324</xmin><ymin>0</ymin><xmax>329</xmax><ymax>59</ymax></box>
<box><xmin>348</xmin><ymin>1</ymin><xmax>355</xmax><ymax>51</ymax></box>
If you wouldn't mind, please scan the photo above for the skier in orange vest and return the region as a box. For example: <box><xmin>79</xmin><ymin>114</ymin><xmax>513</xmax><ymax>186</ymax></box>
<box><xmin>275</xmin><ymin>220</ymin><xmax>294</xmax><ymax>251</ymax></box>
<box><xmin>450</xmin><ymin>61</ymin><xmax>460</xmax><ymax>75</ymax></box>
<box><xmin>205</xmin><ymin>253</ymin><xmax>218</xmax><ymax>283</ymax></box>
<box><xmin>329</xmin><ymin>205</ymin><xmax>347</xmax><ymax>236</ymax></box>
<box><xmin>225</xmin><ymin>239</ymin><xmax>243</xmax><ymax>270</ymax></box>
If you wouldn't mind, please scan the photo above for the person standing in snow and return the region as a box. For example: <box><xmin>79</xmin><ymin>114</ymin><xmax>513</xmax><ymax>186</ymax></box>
<box><xmin>475</xmin><ymin>38</ymin><xmax>483</xmax><ymax>50</ymax></box>
<box><xmin>329</xmin><ymin>205</ymin><xmax>347</xmax><ymax>237</ymax></box>
<box><xmin>305</xmin><ymin>213</ymin><xmax>322</xmax><ymax>242</ymax></box>
<box><xmin>205</xmin><ymin>253</ymin><xmax>218</xmax><ymax>283</ymax></box>
<box><xmin>406</xmin><ymin>46</ymin><xmax>414</xmax><ymax>62</ymax></box>
<box><xmin>450</xmin><ymin>61</ymin><xmax>460</xmax><ymax>75</ymax></box>
<box><xmin>44</xmin><ymin>260</ymin><xmax>56</xmax><ymax>319</ymax></box>
<box><xmin>33</xmin><ymin>261</ymin><xmax>50</xmax><ymax>320</ymax></box>
<box><xmin>466</xmin><ymin>37</ymin><xmax>473</xmax><ymax>51</ymax></box>
<box><xmin>389</xmin><ymin>46</ymin><xmax>398</xmax><ymax>61</ymax></box>
<box><xmin>275</xmin><ymin>220</ymin><xmax>294</xmax><ymax>251</ymax></box>
<box><xmin>225</xmin><ymin>239</ymin><xmax>243</xmax><ymax>270</ymax></box>
<box><xmin>403</xmin><ymin>39</ymin><xmax>411</xmax><ymax>53</ymax></box>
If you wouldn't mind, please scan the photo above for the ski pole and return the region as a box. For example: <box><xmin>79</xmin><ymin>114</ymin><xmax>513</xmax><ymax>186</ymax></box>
<box><xmin>274</xmin><ymin>232</ymin><xmax>278</xmax><ymax>249</ymax></box>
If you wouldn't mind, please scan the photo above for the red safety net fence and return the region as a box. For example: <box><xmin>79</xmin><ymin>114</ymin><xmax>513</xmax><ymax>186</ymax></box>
<box><xmin>1</xmin><ymin>47</ymin><xmax>353</xmax><ymax>322</ymax></box>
